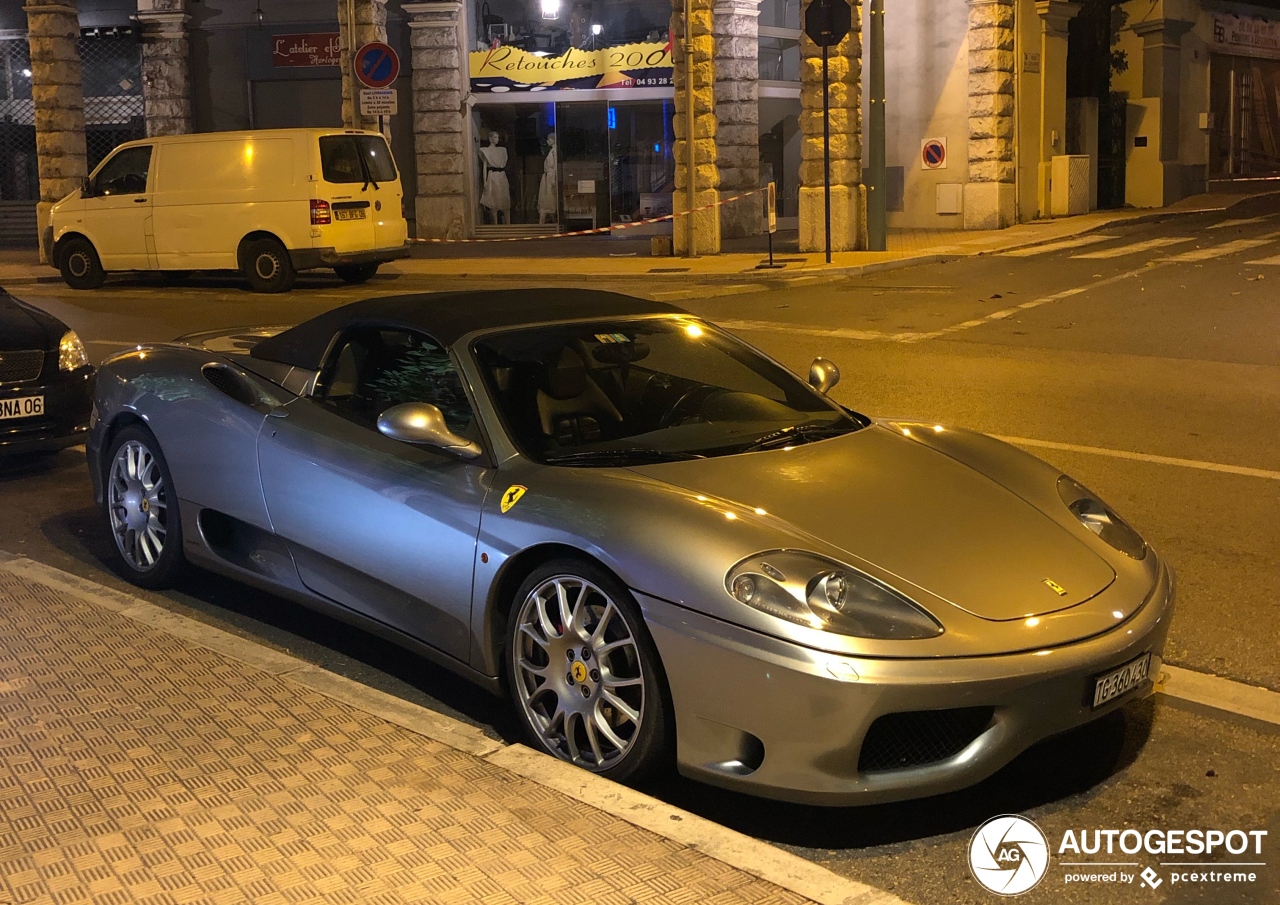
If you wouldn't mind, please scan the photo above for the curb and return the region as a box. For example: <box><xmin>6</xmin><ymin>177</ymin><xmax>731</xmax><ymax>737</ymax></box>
<box><xmin>0</xmin><ymin>552</ymin><xmax>911</xmax><ymax>905</ymax></box>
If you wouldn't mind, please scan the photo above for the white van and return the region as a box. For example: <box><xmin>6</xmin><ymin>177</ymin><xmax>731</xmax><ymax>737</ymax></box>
<box><xmin>47</xmin><ymin>128</ymin><xmax>409</xmax><ymax>293</ymax></box>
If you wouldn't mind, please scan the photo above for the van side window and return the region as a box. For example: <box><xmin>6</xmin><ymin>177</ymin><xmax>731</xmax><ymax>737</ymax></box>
<box><xmin>316</xmin><ymin>327</ymin><xmax>475</xmax><ymax>438</ymax></box>
<box><xmin>91</xmin><ymin>146</ymin><xmax>152</xmax><ymax>196</ymax></box>
<box><xmin>319</xmin><ymin>136</ymin><xmax>397</xmax><ymax>184</ymax></box>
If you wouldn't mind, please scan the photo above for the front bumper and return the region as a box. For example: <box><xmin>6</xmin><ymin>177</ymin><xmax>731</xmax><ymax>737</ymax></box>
<box><xmin>290</xmin><ymin>244</ymin><xmax>410</xmax><ymax>270</ymax></box>
<box><xmin>0</xmin><ymin>365</ymin><xmax>95</xmax><ymax>456</ymax></box>
<box><xmin>641</xmin><ymin>561</ymin><xmax>1175</xmax><ymax>806</ymax></box>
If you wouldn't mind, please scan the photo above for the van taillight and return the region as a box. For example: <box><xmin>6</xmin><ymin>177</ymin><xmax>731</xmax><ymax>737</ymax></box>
<box><xmin>310</xmin><ymin>200</ymin><xmax>331</xmax><ymax>225</ymax></box>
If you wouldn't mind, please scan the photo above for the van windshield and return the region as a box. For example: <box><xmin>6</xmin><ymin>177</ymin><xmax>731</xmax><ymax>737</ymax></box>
<box><xmin>320</xmin><ymin>135</ymin><xmax>397</xmax><ymax>184</ymax></box>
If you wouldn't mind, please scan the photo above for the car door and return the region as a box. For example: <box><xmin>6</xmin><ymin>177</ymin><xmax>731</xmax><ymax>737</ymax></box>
<box><xmin>256</xmin><ymin>325</ymin><xmax>491</xmax><ymax>661</ymax></box>
<box><xmin>84</xmin><ymin>144</ymin><xmax>154</xmax><ymax>270</ymax></box>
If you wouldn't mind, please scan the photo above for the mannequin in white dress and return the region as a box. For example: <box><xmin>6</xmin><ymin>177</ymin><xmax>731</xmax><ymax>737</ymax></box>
<box><xmin>478</xmin><ymin>132</ymin><xmax>511</xmax><ymax>224</ymax></box>
<box><xmin>537</xmin><ymin>134</ymin><xmax>558</xmax><ymax>224</ymax></box>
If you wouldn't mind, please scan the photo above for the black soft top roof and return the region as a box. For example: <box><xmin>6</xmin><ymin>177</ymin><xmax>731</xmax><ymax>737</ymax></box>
<box><xmin>250</xmin><ymin>289</ymin><xmax>685</xmax><ymax>370</ymax></box>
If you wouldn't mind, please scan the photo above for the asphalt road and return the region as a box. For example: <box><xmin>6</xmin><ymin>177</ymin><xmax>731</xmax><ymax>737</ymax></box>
<box><xmin>2</xmin><ymin>197</ymin><xmax>1277</xmax><ymax>904</ymax></box>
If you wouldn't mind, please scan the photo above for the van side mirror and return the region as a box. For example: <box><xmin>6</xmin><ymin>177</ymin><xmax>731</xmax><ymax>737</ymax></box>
<box><xmin>808</xmin><ymin>357</ymin><xmax>840</xmax><ymax>394</ymax></box>
<box><xmin>377</xmin><ymin>402</ymin><xmax>482</xmax><ymax>459</ymax></box>
<box><xmin>80</xmin><ymin>177</ymin><xmax>92</xmax><ymax>198</ymax></box>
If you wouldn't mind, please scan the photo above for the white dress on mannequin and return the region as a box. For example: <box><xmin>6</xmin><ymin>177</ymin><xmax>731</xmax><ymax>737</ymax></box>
<box><xmin>537</xmin><ymin>135</ymin><xmax>558</xmax><ymax>223</ymax></box>
<box><xmin>478</xmin><ymin>134</ymin><xmax>511</xmax><ymax>222</ymax></box>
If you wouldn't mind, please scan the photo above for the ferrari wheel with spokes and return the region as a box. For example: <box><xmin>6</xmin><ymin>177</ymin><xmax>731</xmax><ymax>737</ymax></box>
<box><xmin>104</xmin><ymin>425</ymin><xmax>184</xmax><ymax>588</ymax></box>
<box><xmin>507</xmin><ymin>559</ymin><xmax>671</xmax><ymax>781</ymax></box>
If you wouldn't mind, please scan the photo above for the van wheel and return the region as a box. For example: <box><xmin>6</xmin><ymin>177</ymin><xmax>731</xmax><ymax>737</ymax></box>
<box><xmin>333</xmin><ymin>262</ymin><xmax>379</xmax><ymax>284</ymax></box>
<box><xmin>59</xmin><ymin>237</ymin><xmax>105</xmax><ymax>290</ymax></box>
<box><xmin>240</xmin><ymin>237</ymin><xmax>296</xmax><ymax>293</ymax></box>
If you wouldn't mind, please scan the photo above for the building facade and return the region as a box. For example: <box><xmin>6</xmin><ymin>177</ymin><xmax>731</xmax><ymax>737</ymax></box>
<box><xmin>7</xmin><ymin>0</ymin><xmax>1280</xmax><ymax>251</ymax></box>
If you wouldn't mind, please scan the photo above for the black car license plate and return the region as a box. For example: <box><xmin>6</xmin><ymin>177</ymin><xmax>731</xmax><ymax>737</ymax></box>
<box><xmin>1092</xmin><ymin>652</ymin><xmax>1151</xmax><ymax>709</ymax></box>
<box><xmin>0</xmin><ymin>395</ymin><xmax>44</xmax><ymax>420</ymax></box>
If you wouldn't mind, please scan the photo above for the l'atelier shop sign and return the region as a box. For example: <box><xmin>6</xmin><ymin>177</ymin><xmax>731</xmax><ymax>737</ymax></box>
<box><xmin>470</xmin><ymin>41</ymin><xmax>673</xmax><ymax>92</ymax></box>
<box><xmin>273</xmin><ymin>33</ymin><xmax>341</xmax><ymax>68</ymax></box>
<box><xmin>1212</xmin><ymin>13</ymin><xmax>1280</xmax><ymax>61</ymax></box>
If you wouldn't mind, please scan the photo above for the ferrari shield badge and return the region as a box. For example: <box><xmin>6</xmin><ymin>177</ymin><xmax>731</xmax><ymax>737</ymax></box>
<box><xmin>500</xmin><ymin>485</ymin><xmax>527</xmax><ymax>513</ymax></box>
<box><xmin>1043</xmin><ymin>579</ymin><xmax>1068</xmax><ymax>597</ymax></box>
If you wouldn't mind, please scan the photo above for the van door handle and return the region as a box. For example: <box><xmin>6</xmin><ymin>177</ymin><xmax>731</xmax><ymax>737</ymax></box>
<box><xmin>133</xmin><ymin>197</ymin><xmax>148</xmax><ymax>203</ymax></box>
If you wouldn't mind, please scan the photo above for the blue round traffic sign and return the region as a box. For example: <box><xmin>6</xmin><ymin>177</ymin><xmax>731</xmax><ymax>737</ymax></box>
<box><xmin>354</xmin><ymin>41</ymin><xmax>399</xmax><ymax>89</ymax></box>
<box><xmin>922</xmin><ymin>139</ymin><xmax>946</xmax><ymax>169</ymax></box>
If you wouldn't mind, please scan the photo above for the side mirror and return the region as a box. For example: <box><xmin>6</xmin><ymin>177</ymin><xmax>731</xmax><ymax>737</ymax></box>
<box><xmin>377</xmin><ymin>402</ymin><xmax>482</xmax><ymax>459</ymax></box>
<box><xmin>808</xmin><ymin>357</ymin><xmax>840</xmax><ymax>395</ymax></box>
<box><xmin>80</xmin><ymin>177</ymin><xmax>92</xmax><ymax>198</ymax></box>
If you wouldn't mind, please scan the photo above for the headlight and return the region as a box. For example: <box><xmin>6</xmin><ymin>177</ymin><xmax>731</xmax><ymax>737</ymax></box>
<box><xmin>59</xmin><ymin>330</ymin><xmax>88</xmax><ymax>371</ymax></box>
<box><xmin>1057</xmin><ymin>475</ymin><xmax>1146</xmax><ymax>559</ymax></box>
<box><xmin>725</xmin><ymin>550</ymin><xmax>943</xmax><ymax>639</ymax></box>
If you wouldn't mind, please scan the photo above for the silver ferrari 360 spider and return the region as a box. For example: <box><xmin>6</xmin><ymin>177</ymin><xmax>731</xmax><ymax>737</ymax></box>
<box><xmin>88</xmin><ymin>290</ymin><xmax>1174</xmax><ymax>805</ymax></box>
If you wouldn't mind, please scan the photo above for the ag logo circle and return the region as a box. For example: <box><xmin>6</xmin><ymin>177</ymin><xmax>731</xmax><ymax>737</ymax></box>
<box><xmin>969</xmin><ymin>814</ymin><xmax>1049</xmax><ymax>896</ymax></box>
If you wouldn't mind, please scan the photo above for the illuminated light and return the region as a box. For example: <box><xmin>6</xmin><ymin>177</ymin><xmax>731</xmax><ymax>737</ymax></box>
<box><xmin>724</xmin><ymin>511</ymin><xmax>737</xmax><ymax>520</ymax></box>
<box><xmin>653</xmin><ymin>143</ymin><xmax>661</xmax><ymax>153</ymax></box>
<box><xmin>683</xmin><ymin>323</ymin><xmax>703</xmax><ymax>338</ymax></box>
<box><xmin>21</xmin><ymin>68</ymin><xmax>32</xmax><ymax>78</ymax></box>
<box><xmin>1112</xmin><ymin>610</ymin><xmax>1124</xmax><ymax>619</ymax></box>
<box><xmin>591</xmin><ymin>22</ymin><xmax>603</xmax><ymax>35</ymax></box>
<box><xmin>754</xmin><ymin>507</ymin><xmax>766</xmax><ymax>515</ymax></box>
<box><xmin>933</xmin><ymin>424</ymin><xmax>943</xmax><ymax>432</ymax></box>
<box><xmin>1025</xmin><ymin>617</ymin><xmax>1040</xmax><ymax>627</ymax></box>
<box><xmin>607</xmin><ymin>106</ymin><xmax>616</xmax><ymax>129</ymax></box>
<box><xmin>540</xmin><ymin>0</ymin><xmax>560</xmax><ymax>18</ymax></box>
<box><xmin>244</xmin><ymin>143</ymin><xmax>255</xmax><ymax>165</ymax></box>
<box><xmin>902</xmin><ymin>428</ymin><xmax>911</xmax><ymax>436</ymax></box>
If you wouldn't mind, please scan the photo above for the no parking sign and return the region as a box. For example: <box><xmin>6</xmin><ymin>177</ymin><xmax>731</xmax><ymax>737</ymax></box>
<box><xmin>353</xmin><ymin>41</ymin><xmax>400</xmax><ymax>89</ymax></box>
<box><xmin>921</xmin><ymin>137</ymin><xmax>947</xmax><ymax>170</ymax></box>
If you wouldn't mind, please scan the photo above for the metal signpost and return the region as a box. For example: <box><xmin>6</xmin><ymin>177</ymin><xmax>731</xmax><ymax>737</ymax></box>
<box><xmin>867</xmin><ymin>0</ymin><xmax>886</xmax><ymax>251</ymax></box>
<box><xmin>765</xmin><ymin>181</ymin><xmax>778</xmax><ymax>268</ymax></box>
<box><xmin>804</xmin><ymin>0</ymin><xmax>851</xmax><ymax>264</ymax></box>
<box><xmin>353</xmin><ymin>41</ymin><xmax>400</xmax><ymax>136</ymax></box>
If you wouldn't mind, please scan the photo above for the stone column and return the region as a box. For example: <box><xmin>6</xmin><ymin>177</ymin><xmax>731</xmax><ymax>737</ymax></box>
<box><xmin>25</xmin><ymin>0</ymin><xmax>87</xmax><ymax>263</ymax></box>
<box><xmin>672</xmin><ymin>0</ymin><xmax>720</xmax><ymax>256</ymax></box>
<box><xmin>798</xmin><ymin>0</ymin><xmax>862</xmax><ymax>253</ymax></box>
<box><xmin>403</xmin><ymin>1</ymin><xmax>465</xmax><ymax>239</ymax></box>
<box><xmin>963</xmin><ymin>0</ymin><xmax>1015</xmax><ymax>230</ymax></box>
<box><xmin>136</xmin><ymin>0</ymin><xmax>192</xmax><ymax>137</ymax></box>
<box><xmin>713</xmin><ymin>0</ymin><xmax>762</xmax><ymax>238</ymax></box>
<box><xmin>1132</xmin><ymin>18</ymin><xmax>1193</xmax><ymax>163</ymax></box>
<box><xmin>338</xmin><ymin>0</ymin><xmax>388</xmax><ymax>131</ymax></box>
<box><xmin>1035</xmin><ymin>0</ymin><xmax>1079</xmax><ymax>216</ymax></box>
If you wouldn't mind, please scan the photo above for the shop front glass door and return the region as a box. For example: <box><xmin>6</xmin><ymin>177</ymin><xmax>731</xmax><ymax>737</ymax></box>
<box><xmin>608</xmin><ymin>100</ymin><xmax>674</xmax><ymax>227</ymax></box>
<box><xmin>556</xmin><ymin>102</ymin><xmax>609</xmax><ymax>232</ymax></box>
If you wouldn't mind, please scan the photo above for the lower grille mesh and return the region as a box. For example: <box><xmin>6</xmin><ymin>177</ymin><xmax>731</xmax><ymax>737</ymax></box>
<box><xmin>858</xmin><ymin>707</ymin><xmax>995</xmax><ymax>772</ymax></box>
<box><xmin>0</xmin><ymin>350</ymin><xmax>43</xmax><ymax>383</ymax></box>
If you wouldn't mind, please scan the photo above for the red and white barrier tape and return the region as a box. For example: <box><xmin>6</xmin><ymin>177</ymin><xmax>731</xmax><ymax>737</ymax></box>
<box><xmin>409</xmin><ymin>187</ymin><xmax>766</xmax><ymax>243</ymax></box>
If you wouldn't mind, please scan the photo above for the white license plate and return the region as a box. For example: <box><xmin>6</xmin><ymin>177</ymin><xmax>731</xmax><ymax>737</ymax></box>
<box><xmin>334</xmin><ymin>209</ymin><xmax>366</xmax><ymax>221</ymax></box>
<box><xmin>1092</xmin><ymin>652</ymin><xmax>1151</xmax><ymax>709</ymax></box>
<box><xmin>0</xmin><ymin>395</ymin><xmax>44</xmax><ymax>420</ymax></box>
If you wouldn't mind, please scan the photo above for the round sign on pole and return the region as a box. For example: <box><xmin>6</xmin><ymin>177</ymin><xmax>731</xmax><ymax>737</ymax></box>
<box><xmin>921</xmin><ymin>137</ymin><xmax>947</xmax><ymax>170</ymax></box>
<box><xmin>354</xmin><ymin>41</ymin><xmax>400</xmax><ymax>89</ymax></box>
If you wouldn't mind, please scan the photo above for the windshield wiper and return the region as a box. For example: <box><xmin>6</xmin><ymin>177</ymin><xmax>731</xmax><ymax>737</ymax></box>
<box><xmin>543</xmin><ymin>448</ymin><xmax>707</xmax><ymax>466</ymax></box>
<box><xmin>740</xmin><ymin>422</ymin><xmax>852</xmax><ymax>452</ymax></box>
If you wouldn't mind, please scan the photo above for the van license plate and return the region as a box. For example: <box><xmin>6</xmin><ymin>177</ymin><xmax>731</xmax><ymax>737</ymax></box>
<box><xmin>334</xmin><ymin>209</ymin><xmax>366</xmax><ymax>221</ymax></box>
<box><xmin>1092</xmin><ymin>652</ymin><xmax>1150</xmax><ymax>709</ymax></box>
<box><xmin>0</xmin><ymin>395</ymin><xmax>44</xmax><ymax>420</ymax></box>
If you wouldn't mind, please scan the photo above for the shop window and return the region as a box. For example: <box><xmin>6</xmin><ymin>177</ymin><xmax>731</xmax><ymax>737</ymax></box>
<box><xmin>759</xmin><ymin>0</ymin><xmax>802</xmax><ymax>31</ymax></box>
<box><xmin>473</xmin><ymin>104</ymin><xmax>556</xmax><ymax>226</ymax></box>
<box><xmin>759</xmin><ymin>36</ymin><xmax>800</xmax><ymax>83</ymax></box>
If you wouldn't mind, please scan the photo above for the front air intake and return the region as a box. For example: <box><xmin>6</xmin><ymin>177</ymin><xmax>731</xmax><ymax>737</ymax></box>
<box><xmin>858</xmin><ymin>707</ymin><xmax>994</xmax><ymax>773</ymax></box>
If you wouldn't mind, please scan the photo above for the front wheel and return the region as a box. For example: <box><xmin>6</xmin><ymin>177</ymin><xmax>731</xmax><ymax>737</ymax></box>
<box><xmin>334</xmin><ymin>262</ymin><xmax>379</xmax><ymax>284</ymax></box>
<box><xmin>240</xmin><ymin>236</ymin><xmax>296</xmax><ymax>293</ymax></box>
<box><xmin>103</xmin><ymin>424</ymin><xmax>184</xmax><ymax>588</ymax></box>
<box><xmin>506</xmin><ymin>559</ymin><xmax>672</xmax><ymax>782</ymax></box>
<box><xmin>58</xmin><ymin>236</ymin><xmax>105</xmax><ymax>290</ymax></box>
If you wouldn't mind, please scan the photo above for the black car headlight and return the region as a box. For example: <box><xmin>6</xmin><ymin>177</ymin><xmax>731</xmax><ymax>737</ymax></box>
<box><xmin>725</xmin><ymin>550</ymin><xmax>943</xmax><ymax>639</ymax></box>
<box><xmin>1057</xmin><ymin>475</ymin><xmax>1147</xmax><ymax>560</ymax></box>
<box><xmin>59</xmin><ymin>330</ymin><xmax>89</xmax><ymax>371</ymax></box>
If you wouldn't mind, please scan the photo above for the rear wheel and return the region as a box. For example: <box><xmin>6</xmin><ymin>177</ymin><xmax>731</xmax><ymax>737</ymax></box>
<box><xmin>58</xmin><ymin>236</ymin><xmax>105</xmax><ymax>290</ymax></box>
<box><xmin>506</xmin><ymin>558</ymin><xmax>672</xmax><ymax>782</ymax></box>
<box><xmin>103</xmin><ymin>424</ymin><xmax>184</xmax><ymax>589</ymax></box>
<box><xmin>240</xmin><ymin>236</ymin><xmax>296</xmax><ymax>293</ymax></box>
<box><xmin>334</xmin><ymin>262</ymin><xmax>379</xmax><ymax>284</ymax></box>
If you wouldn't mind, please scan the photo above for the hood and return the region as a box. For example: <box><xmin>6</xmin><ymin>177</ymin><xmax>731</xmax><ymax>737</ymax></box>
<box><xmin>633</xmin><ymin>425</ymin><xmax>1115</xmax><ymax>621</ymax></box>
<box><xmin>0</xmin><ymin>292</ymin><xmax>60</xmax><ymax>351</ymax></box>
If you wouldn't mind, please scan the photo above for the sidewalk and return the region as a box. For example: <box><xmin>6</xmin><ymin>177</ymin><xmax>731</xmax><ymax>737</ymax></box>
<box><xmin>1</xmin><ymin>190</ymin><xmax>1273</xmax><ymax>290</ymax></box>
<box><xmin>0</xmin><ymin>553</ymin><xmax>907</xmax><ymax>905</ymax></box>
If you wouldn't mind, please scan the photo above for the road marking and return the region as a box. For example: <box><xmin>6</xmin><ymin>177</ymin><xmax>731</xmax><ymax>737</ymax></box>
<box><xmin>1071</xmin><ymin>236</ymin><xmax>1192</xmax><ymax>259</ymax></box>
<box><xmin>718</xmin><ymin>319</ymin><xmax>896</xmax><ymax>341</ymax></box>
<box><xmin>1158</xmin><ymin>666</ymin><xmax>1280</xmax><ymax>727</ymax></box>
<box><xmin>992</xmin><ymin>435</ymin><xmax>1280</xmax><ymax>481</ymax></box>
<box><xmin>1001</xmin><ymin>234</ymin><xmax>1118</xmax><ymax>257</ymax></box>
<box><xmin>1207</xmin><ymin>216</ymin><xmax>1270</xmax><ymax>229</ymax></box>
<box><xmin>1158</xmin><ymin>235</ymin><xmax>1279</xmax><ymax>262</ymax></box>
<box><xmin>1244</xmin><ymin>253</ymin><xmax>1280</xmax><ymax>265</ymax></box>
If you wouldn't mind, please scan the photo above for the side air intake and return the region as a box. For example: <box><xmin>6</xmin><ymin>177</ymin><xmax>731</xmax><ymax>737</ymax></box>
<box><xmin>201</xmin><ymin>362</ymin><xmax>259</xmax><ymax>407</ymax></box>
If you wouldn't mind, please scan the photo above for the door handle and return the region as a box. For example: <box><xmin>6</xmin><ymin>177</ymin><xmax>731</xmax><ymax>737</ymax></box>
<box><xmin>133</xmin><ymin>197</ymin><xmax>148</xmax><ymax>203</ymax></box>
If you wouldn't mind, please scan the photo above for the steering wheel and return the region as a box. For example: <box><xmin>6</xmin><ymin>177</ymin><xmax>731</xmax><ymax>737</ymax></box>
<box><xmin>659</xmin><ymin>385</ymin><xmax>726</xmax><ymax>428</ymax></box>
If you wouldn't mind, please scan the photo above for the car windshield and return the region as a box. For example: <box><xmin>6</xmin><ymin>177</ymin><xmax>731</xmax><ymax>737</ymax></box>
<box><xmin>472</xmin><ymin>318</ymin><xmax>865</xmax><ymax>465</ymax></box>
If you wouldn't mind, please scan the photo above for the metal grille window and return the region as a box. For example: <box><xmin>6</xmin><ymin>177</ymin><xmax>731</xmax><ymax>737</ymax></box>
<box><xmin>0</xmin><ymin>38</ymin><xmax>37</xmax><ymax>204</ymax></box>
<box><xmin>79</xmin><ymin>27</ymin><xmax>145</xmax><ymax>173</ymax></box>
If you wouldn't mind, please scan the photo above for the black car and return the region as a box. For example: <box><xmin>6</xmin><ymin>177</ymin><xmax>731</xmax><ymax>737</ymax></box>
<box><xmin>0</xmin><ymin>288</ymin><xmax>95</xmax><ymax>456</ymax></box>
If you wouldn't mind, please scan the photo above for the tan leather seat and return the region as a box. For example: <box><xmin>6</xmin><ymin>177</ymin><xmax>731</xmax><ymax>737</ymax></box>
<box><xmin>536</xmin><ymin>346</ymin><xmax>622</xmax><ymax>445</ymax></box>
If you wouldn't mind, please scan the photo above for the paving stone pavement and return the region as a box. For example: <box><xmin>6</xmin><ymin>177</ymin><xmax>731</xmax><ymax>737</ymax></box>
<box><xmin>0</xmin><ymin>569</ymin><xmax>813</xmax><ymax>905</ymax></box>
